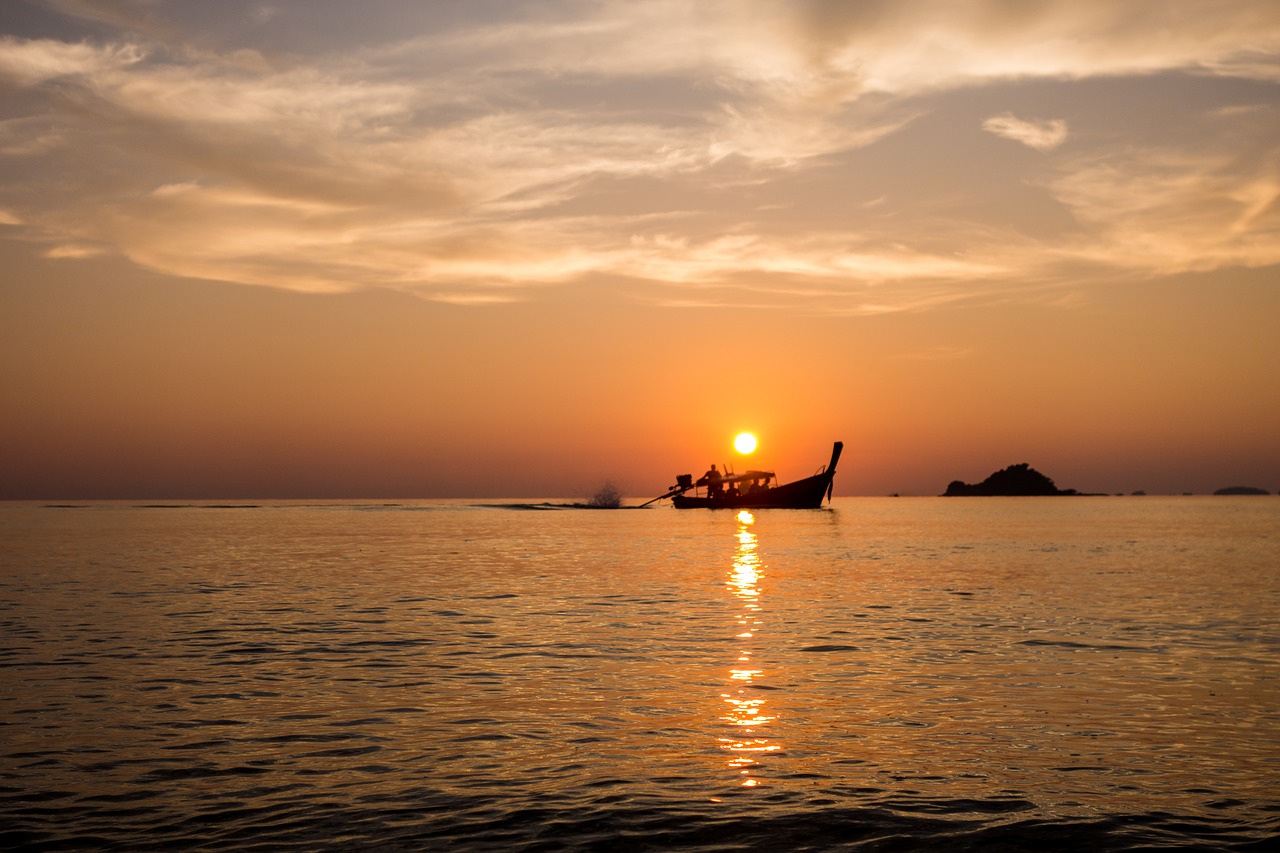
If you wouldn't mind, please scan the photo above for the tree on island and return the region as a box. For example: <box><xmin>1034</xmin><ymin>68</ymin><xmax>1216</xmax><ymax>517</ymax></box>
<box><xmin>943</xmin><ymin>463</ymin><xmax>1078</xmax><ymax>496</ymax></box>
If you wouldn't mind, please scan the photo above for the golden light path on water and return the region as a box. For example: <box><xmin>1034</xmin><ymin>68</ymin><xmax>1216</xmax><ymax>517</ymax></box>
<box><xmin>719</xmin><ymin>510</ymin><xmax>779</xmax><ymax>788</ymax></box>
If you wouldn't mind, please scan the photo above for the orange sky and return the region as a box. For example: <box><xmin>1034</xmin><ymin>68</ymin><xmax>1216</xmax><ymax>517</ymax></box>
<box><xmin>2</xmin><ymin>1</ymin><xmax>1279</xmax><ymax>498</ymax></box>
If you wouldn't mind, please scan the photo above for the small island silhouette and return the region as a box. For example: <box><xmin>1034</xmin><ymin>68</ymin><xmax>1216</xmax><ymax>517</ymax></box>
<box><xmin>943</xmin><ymin>463</ymin><xmax>1078</xmax><ymax>496</ymax></box>
<box><xmin>1213</xmin><ymin>486</ymin><xmax>1270</xmax><ymax>495</ymax></box>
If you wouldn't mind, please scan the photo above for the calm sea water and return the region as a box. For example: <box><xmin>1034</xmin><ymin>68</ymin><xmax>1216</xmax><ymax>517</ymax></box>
<box><xmin>1</xmin><ymin>497</ymin><xmax>1277</xmax><ymax>851</ymax></box>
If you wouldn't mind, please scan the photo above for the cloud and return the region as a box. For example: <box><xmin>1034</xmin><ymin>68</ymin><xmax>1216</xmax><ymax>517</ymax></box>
<box><xmin>1049</xmin><ymin>146</ymin><xmax>1280</xmax><ymax>274</ymax></box>
<box><xmin>30</xmin><ymin>0</ymin><xmax>173</xmax><ymax>39</ymax></box>
<box><xmin>780</xmin><ymin>0</ymin><xmax>1280</xmax><ymax>89</ymax></box>
<box><xmin>44</xmin><ymin>243</ymin><xmax>104</xmax><ymax>258</ymax></box>
<box><xmin>0</xmin><ymin>36</ymin><xmax>142</xmax><ymax>84</ymax></box>
<box><xmin>1</xmin><ymin>2</ymin><xmax>1278</xmax><ymax>312</ymax></box>
<box><xmin>982</xmin><ymin>113</ymin><xmax>1068</xmax><ymax>151</ymax></box>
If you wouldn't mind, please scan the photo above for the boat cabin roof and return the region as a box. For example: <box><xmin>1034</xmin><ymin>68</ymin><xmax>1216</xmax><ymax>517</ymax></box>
<box><xmin>715</xmin><ymin>470</ymin><xmax>775</xmax><ymax>485</ymax></box>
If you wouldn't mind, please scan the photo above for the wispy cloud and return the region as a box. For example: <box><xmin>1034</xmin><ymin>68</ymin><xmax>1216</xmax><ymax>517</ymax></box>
<box><xmin>2</xmin><ymin>1</ymin><xmax>1279</xmax><ymax>311</ymax></box>
<box><xmin>44</xmin><ymin>243</ymin><xmax>104</xmax><ymax>259</ymax></box>
<box><xmin>29</xmin><ymin>0</ymin><xmax>169</xmax><ymax>38</ymax></box>
<box><xmin>0</xmin><ymin>36</ymin><xmax>142</xmax><ymax>84</ymax></box>
<box><xmin>982</xmin><ymin>113</ymin><xmax>1068</xmax><ymax>151</ymax></box>
<box><xmin>1050</xmin><ymin>145</ymin><xmax>1280</xmax><ymax>274</ymax></box>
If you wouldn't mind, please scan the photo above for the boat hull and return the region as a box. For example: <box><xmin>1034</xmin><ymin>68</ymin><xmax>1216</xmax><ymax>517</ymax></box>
<box><xmin>667</xmin><ymin>442</ymin><xmax>842</xmax><ymax>510</ymax></box>
<box><xmin>671</xmin><ymin>471</ymin><xmax>833</xmax><ymax>510</ymax></box>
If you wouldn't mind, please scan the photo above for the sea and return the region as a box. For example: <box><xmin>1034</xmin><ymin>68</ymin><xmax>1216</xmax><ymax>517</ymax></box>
<box><xmin>1</xmin><ymin>497</ymin><xmax>1276</xmax><ymax>851</ymax></box>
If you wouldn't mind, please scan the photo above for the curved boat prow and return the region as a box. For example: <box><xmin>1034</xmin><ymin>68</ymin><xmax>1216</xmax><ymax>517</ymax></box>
<box><xmin>824</xmin><ymin>441</ymin><xmax>843</xmax><ymax>504</ymax></box>
<box><xmin>826</xmin><ymin>441</ymin><xmax>843</xmax><ymax>475</ymax></box>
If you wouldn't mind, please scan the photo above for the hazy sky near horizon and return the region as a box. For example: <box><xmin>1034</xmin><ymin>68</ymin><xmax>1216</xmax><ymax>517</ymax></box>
<box><xmin>2</xmin><ymin>0</ymin><xmax>1278</xmax><ymax>498</ymax></box>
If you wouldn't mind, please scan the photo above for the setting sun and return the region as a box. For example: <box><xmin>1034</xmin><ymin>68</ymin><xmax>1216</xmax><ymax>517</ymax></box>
<box><xmin>734</xmin><ymin>433</ymin><xmax>758</xmax><ymax>454</ymax></box>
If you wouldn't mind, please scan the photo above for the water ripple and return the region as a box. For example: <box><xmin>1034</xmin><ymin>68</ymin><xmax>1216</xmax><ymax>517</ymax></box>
<box><xmin>0</xmin><ymin>498</ymin><xmax>1276</xmax><ymax>850</ymax></box>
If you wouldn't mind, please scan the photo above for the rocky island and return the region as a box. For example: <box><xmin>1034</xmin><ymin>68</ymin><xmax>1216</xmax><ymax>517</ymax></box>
<box><xmin>943</xmin><ymin>463</ymin><xmax>1078</xmax><ymax>496</ymax></box>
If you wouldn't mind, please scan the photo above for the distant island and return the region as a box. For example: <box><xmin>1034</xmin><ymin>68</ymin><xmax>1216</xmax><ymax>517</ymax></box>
<box><xmin>943</xmin><ymin>463</ymin><xmax>1078</xmax><ymax>497</ymax></box>
<box><xmin>1213</xmin><ymin>486</ymin><xmax>1270</xmax><ymax>495</ymax></box>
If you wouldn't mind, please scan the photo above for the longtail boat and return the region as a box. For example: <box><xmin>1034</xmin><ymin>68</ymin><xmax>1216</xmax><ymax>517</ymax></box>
<box><xmin>644</xmin><ymin>442</ymin><xmax>842</xmax><ymax>509</ymax></box>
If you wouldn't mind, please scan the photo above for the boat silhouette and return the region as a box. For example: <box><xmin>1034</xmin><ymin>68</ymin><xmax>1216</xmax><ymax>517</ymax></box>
<box><xmin>645</xmin><ymin>442</ymin><xmax>842</xmax><ymax>509</ymax></box>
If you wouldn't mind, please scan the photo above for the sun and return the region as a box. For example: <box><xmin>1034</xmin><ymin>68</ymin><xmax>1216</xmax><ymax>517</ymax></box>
<box><xmin>734</xmin><ymin>432</ymin><xmax>757</xmax><ymax>454</ymax></box>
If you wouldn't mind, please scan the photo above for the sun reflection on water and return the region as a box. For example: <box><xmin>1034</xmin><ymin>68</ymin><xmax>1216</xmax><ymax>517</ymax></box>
<box><xmin>718</xmin><ymin>510</ymin><xmax>781</xmax><ymax>787</ymax></box>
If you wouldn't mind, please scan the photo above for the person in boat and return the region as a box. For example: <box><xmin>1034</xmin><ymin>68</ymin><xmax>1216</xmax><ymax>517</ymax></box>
<box><xmin>700</xmin><ymin>464</ymin><xmax>723</xmax><ymax>499</ymax></box>
<box><xmin>725</xmin><ymin>481</ymin><xmax>740</xmax><ymax>499</ymax></box>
